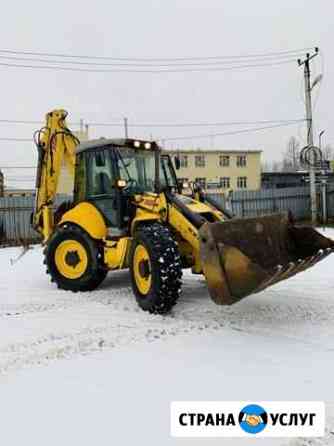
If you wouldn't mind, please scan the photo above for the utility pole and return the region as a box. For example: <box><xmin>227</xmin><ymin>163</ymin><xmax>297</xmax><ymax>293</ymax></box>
<box><xmin>124</xmin><ymin>117</ymin><xmax>128</xmax><ymax>138</ymax></box>
<box><xmin>298</xmin><ymin>48</ymin><xmax>319</xmax><ymax>225</ymax></box>
<box><xmin>0</xmin><ymin>169</ymin><xmax>4</xmax><ymax>197</ymax></box>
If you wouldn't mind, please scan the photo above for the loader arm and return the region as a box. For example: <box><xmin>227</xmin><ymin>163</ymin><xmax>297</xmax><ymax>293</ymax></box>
<box><xmin>33</xmin><ymin>109</ymin><xmax>80</xmax><ymax>242</ymax></box>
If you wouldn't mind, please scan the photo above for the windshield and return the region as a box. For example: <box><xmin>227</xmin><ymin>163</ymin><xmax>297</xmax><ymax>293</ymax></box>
<box><xmin>116</xmin><ymin>148</ymin><xmax>178</xmax><ymax>193</ymax></box>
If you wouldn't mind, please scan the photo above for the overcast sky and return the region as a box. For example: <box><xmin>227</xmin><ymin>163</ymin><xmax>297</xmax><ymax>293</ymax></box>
<box><xmin>0</xmin><ymin>0</ymin><xmax>333</xmax><ymax>187</ymax></box>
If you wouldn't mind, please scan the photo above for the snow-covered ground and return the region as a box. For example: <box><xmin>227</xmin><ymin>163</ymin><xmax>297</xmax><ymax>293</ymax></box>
<box><xmin>1</xmin><ymin>229</ymin><xmax>334</xmax><ymax>445</ymax></box>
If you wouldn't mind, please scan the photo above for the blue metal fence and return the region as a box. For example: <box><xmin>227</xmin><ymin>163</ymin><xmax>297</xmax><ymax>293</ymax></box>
<box><xmin>0</xmin><ymin>196</ymin><xmax>38</xmax><ymax>246</ymax></box>
<box><xmin>0</xmin><ymin>195</ymin><xmax>69</xmax><ymax>246</ymax></box>
<box><xmin>207</xmin><ymin>186</ymin><xmax>313</xmax><ymax>220</ymax></box>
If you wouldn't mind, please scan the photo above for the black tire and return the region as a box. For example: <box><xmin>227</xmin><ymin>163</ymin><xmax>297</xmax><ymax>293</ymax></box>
<box><xmin>44</xmin><ymin>224</ymin><xmax>107</xmax><ymax>292</ymax></box>
<box><xmin>129</xmin><ymin>223</ymin><xmax>182</xmax><ymax>314</ymax></box>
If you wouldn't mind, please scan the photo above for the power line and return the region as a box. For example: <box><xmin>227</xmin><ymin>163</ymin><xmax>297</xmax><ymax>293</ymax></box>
<box><xmin>0</xmin><ymin>119</ymin><xmax>42</xmax><ymax>124</ymax></box>
<box><xmin>0</xmin><ymin>121</ymin><xmax>304</xmax><ymax>173</ymax></box>
<box><xmin>0</xmin><ymin>119</ymin><xmax>82</xmax><ymax>125</ymax></box>
<box><xmin>0</xmin><ymin>118</ymin><xmax>305</xmax><ymax>128</ymax></box>
<box><xmin>161</xmin><ymin>121</ymin><xmax>304</xmax><ymax>142</ymax></box>
<box><xmin>89</xmin><ymin>119</ymin><xmax>305</xmax><ymax>128</ymax></box>
<box><xmin>0</xmin><ymin>54</ymin><xmax>306</xmax><ymax>67</ymax></box>
<box><xmin>0</xmin><ymin>119</ymin><xmax>305</xmax><ymax>145</ymax></box>
<box><xmin>0</xmin><ymin>47</ymin><xmax>313</xmax><ymax>62</ymax></box>
<box><xmin>0</xmin><ymin>59</ymin><xmax>297</xmax><ymax>73</ymax></box>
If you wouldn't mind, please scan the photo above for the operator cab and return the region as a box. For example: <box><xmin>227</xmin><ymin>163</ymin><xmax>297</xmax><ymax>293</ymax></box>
<box><xmin>74</xmin><ymin>138</ymin><xmax>179</xmax><ymax>233</ymax></box>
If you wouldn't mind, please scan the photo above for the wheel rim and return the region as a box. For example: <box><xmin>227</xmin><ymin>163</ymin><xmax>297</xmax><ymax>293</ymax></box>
<box><xmin>133</xmin><ymin>244</ymin><xmax>152</xmax><ymax>295</ymax></box>
<box><xmin>54</xmin><ymin>240</ymin><xmax>88</xmax><ymax>280</ymax></box>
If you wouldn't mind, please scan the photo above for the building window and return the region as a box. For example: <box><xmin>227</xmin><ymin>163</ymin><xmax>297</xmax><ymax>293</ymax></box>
<box><xmin>195</xmin><ymin>154</ymin><xmax>205</xmax><ymax>167</ymax></box>
<box><xmin>219</xmin><ymin>155</ymin><xmax>230</xmax><ymax>167</ymax></box>
<box><xmin>237</xmin><ymin>155</ymin><xmax>247</xmax><ymax>167</ymax></box>
<box><xmin>180</xmin><ymin>155</ymin><xmax>188</xmax><ymax>168</ymax></box>
<box><xmin>220</xmin><ymin>177</ymin><xmax>230</xmax><ymax>189</ymax></box>
<box><xmin>195</xmin><ymin>177</ymin><xmax>206</xmax><ymax>187</ymax></box>
<box><xmin>237</xmin><ymin>176</ymin><xmax>247</xmax><ymax>189</ymax></box>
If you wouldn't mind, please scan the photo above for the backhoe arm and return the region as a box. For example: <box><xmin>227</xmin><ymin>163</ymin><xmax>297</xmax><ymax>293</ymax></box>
<box><xmin>33</xmin><ymin>109</ymin><xmax>79</xmax><ymax>242</ymax></box>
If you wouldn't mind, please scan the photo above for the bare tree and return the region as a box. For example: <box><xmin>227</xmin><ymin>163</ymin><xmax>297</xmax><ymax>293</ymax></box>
<box><xmin>282</xmin><ymin>136</ymin><xmax>300</xmax><ymax>171</ymax></box>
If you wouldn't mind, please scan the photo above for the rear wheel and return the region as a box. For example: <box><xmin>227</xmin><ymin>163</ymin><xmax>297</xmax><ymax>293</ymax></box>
<box><xmin>44</xmin><ymin>224</ymin><xmax>107</xmax><ymax>292</ymax></box>
<box><xmin>129</xmin><ymin>223</ymin><xmax>182</xmax><ymax>314</ymax></box>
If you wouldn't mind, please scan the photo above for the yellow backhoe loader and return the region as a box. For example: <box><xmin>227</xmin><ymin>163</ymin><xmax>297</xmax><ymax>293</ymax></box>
<box><xmin>32</xmin><ymin>109</ymin><xmax>334</xmax><ymax>314</ymax></box>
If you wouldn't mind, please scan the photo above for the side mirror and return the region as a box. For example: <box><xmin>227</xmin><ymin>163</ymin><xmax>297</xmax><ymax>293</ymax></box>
<box><xmin>174</xmin><ymin>156</ymin><xmax>181</xmax><ymax>170</ymax></box>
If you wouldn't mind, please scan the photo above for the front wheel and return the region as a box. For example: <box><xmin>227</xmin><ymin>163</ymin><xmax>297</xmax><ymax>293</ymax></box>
<box><xmin>129</xmin><ymin>223</ymin><xmax>182</xmax><ymax>314</ymax></box>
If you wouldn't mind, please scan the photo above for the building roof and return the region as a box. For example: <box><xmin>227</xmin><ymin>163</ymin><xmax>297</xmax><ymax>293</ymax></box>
<box><xmin>165</xmin><ymin>147</ymin><xmax>262</xmax><ymax>154</ymax></box>
<box><xmin>76</xmin><ymin>138</ymin><xmax>127</xmax><ymax>153</ymax></box>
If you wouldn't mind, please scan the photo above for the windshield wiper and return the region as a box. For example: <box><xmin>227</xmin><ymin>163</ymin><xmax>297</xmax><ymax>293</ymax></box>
<box><xmin>115</xmin><ymin>148</ymin><xmax>132</xmax><ymax>181</ymax></box>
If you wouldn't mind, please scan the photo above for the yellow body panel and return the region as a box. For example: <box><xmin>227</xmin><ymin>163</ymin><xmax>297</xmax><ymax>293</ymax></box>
<box><xmin>186</xmin><ymin>201</ymin><xmax>214</xmax><ymax>213</ymax></box>
<box><xmin>167</xmin><ymin>204</ymin><xmax>202</xmax><ymax>273</ymax></box>
<box><xmin>131</xmin><ymin>208</ymin><xmax>160</xmax><ymax>233</ymax></box>
<box><xmin>60</xmin><ymin>202</ymin><xmax>107</xmax><ymax>240</ymax></box>
<box><xmin>179</xmin><ymin>194</ymin><xmax>224</xmax><ymax>221</ymax></box>
<box><xmin>130</xmin><ymin>193</ymin><xmax>167</xmax><ymax>233</ymax></box>
<box><xmin>42</xmin><ymin>206</ymin><xmax>53</xmax><ymax>241</ymax></box>
<box><xmin>104</xmin><ymin>237</ymin><xmax>131</xmax><ymax>270</ymax></box>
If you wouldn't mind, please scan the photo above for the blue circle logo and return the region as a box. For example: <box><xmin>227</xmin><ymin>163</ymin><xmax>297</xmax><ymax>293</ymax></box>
<box><xmin>238</xmin><ymin>404</ymin><xmax>268</xmax><ymax>434</ymax></box>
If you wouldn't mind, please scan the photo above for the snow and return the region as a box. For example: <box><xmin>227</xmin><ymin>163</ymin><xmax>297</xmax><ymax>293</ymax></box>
<box><xmin>1</xmin><ymin>229</ymin><xmax>334</xmax><ymax>445</ymax></box>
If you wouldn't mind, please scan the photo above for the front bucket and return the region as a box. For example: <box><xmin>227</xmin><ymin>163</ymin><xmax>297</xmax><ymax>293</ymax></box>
<box><xmin>199</xmin><ymin>213</ymin><xmax>334</xmax><ymax>305</ymax></box>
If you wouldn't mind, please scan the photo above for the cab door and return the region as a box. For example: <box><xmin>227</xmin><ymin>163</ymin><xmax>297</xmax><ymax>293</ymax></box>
<box><xmin>85</xmin><ymin>147</ymin><xmax>120</xmax><ymax>228</ymax></box>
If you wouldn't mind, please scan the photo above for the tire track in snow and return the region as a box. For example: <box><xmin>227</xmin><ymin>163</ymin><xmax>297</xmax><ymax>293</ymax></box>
<box><xmin>0</xmin><ymin>316</ymin><xmax>228</xmax><ymax>374</ymax></box>
<box><xmin>0</xmin><ymin>272</ymin><xmax>134</xmax><ymax>318</ymax></box>
<box><xmin>2</xmin><ymin>286</ymin><xmax>334</xmax><ymax>375</ymax></box>
<box><xmin>0</xmin><ymin>287</ymin><xmax>133</xmax><ymax>319</ymax></box>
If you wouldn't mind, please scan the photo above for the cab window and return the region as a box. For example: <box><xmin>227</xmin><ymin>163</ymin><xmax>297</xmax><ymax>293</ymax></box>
<box><xmin>74</xmin><ymin>154</ymin><xmax>86</xmax><ymax>202</ymax></box>
<box><xmin>87</xmin><ymin>149</ymin><xmax>114</xmax><ymax>196</ymax></box>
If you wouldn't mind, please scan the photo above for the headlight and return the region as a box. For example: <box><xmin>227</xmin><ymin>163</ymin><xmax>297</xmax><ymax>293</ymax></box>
<box><xmin>116</xmin><ymin>179</ymin><xmax>127</xmax><ymax>188</ymax></box>
<box><xmin>144</xmin><ymin>142</ymin><xmax>151</xmax><ymax>150</ymax></box>
<box><xmin>134</xmin><ymin>141</ymin><xmax>141</xmax><ymax>148</ymax></box>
